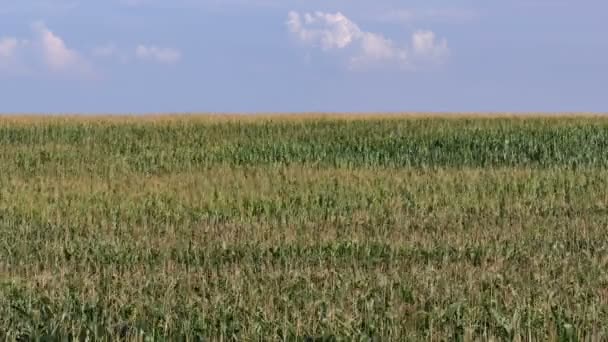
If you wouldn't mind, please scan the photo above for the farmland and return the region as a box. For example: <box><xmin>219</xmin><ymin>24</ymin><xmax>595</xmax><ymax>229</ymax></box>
<box><xmin>0</xmin><ymin>115</ymin><xmax>607</xmax><ymax>340</ymax></box>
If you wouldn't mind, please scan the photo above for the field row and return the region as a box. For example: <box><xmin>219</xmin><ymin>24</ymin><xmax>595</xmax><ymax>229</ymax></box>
<box><xmin>2</xmin><ymin>118</ymin><xmax>608</xmax><ymax>172</ymax></box>
<box><xmin>0</xmin><ymin>166</ymin><xmax>607</xmax><ymax>339</ymax></box>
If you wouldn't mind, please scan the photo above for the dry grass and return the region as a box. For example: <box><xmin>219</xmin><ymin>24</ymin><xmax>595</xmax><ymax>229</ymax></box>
<box><xmin>2</xmin><ymin>112</ymin><xmax>608</xmax><ymax>126</ymax></box>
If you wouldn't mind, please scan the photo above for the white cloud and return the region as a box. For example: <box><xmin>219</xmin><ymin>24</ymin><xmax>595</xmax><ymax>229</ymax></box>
<box><xmin>287</xmin><ymin>11</ymin><xmax>360</xmax><ymax>50</ymax></box>
<box><xmin>0</xmin><ymin>22</ymin><xmax>96</xmax><ymax>78</ymax></box>
<box><xmin>357</xmin><ymin>32</ymin><xmax>404</xmax><ymax>62</ymax></box>
<box><xmin>287</xmin><ymin>11</ymin><xmax>449</xmax><ymax>70</ymax></box>
<box><xmin>135</xmin><ymin>45</ymin><xmax>182</xmax><ymax>64</ymax></box>
<box><xmin>1</xmin><ymin>23</ymin><xmax>183</xmax><ymax>78</ymax></box>
<box><xmin>31</xmin><ymin>22</ymin><xmax>84</xmax><ymax>72</ymax></box>
<box><xmin>412</xmin><ymin>30</ymin><xmax>449</xmax><ymax>62</ymax></box>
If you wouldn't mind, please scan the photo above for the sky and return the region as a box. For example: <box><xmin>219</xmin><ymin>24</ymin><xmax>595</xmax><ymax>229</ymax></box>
<box><xmin>0</xmin><ymin>0</ymin><xmax>607</xmax><ymax>114</ymax></box>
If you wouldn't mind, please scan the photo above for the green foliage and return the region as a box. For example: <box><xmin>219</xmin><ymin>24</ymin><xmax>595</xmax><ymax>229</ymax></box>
<box><xmin>0</xmin><ymin>116</ymin><xmax>607</xmax><ymax>340</ymax></box>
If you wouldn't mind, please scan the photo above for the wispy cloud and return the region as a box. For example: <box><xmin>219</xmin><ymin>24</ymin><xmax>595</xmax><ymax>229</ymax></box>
<box><xmin>135</xmin><ymin>45</ymin><xmax>182</xmax><ymax>64</ymax></box>
<box><xmin>92</xmin><ymin>44</ymin><xmax>118</xmax><ymax>58</ymax></box>
<box><xmin>412</xmin><ymin>30</ymin><xmax>450</xmax><ymax>63</ymax></box>
<box><xmin>91</xmin><ymin>43</ymin><xmax>182</xmax><ymax>65</ymax></box>
<box><xmin>0</xmin><ymin>37</ymin><xmax>21</xmax><ymax>58</ymax></box>
<box><xmin>380</xmin><ymin>8</ymin><xmax>479</xmax><ymax>24</ymax></box>
<box><xmin>0</xmin><ymin>37</ymin><xmax>29</xmax><ymax>74</ymax></box>
<box><xmin>91</xmin><ymin>43</ymin><xmax>132</xmax><ymax>64</ymax></box>
<box><xmin>286</xmin><ymin>11</ymin><xmax>449</xmax><ymax>70</ymax></box>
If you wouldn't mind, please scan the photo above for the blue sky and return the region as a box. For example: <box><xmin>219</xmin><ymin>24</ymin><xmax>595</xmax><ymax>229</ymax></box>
<box><xmin>0</xmin><ymin>0</ymin><xmax>606</xmax><ymax>113</ymax></box>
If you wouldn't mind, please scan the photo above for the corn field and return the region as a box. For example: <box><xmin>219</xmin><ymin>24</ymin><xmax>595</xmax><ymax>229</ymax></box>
<box><xmin>0</xmin><ymin>115</ymin><xmax>607</xmax><ymax>340</ymax></box>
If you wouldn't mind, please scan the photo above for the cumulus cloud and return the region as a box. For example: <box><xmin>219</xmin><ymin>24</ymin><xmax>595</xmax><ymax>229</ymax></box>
<box><xmin>0</xmin><ymin>22</ymin><xmax>96</xmax><ymax>78</ymax></box>
<box><xmin>135</xmin><ymin>45</ymin><xmax>182</xmax><ymax>64</ymax></box>
<box><xmin>287</xmin><ymin>11</ymin><xmax>360</xmax><ymax>50</ymax></box>
<box><xmin>1</xmin><ymin>22</ymin><xmax>183</xmax><ymax>78</ymax></box>
<box><xmin>287</xmin><ymin>11</ymin><xmax>449</xmax><ymax>70</ymax></box>
<box><xmin>355</xmin><ymin>32</ymin><xmax>407</xmax><ymax>66</ymax></box>
<box><xmin>31</xmin><ymin>22</ymin><xmax>86</xmax><ymax>72</ymax></box>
